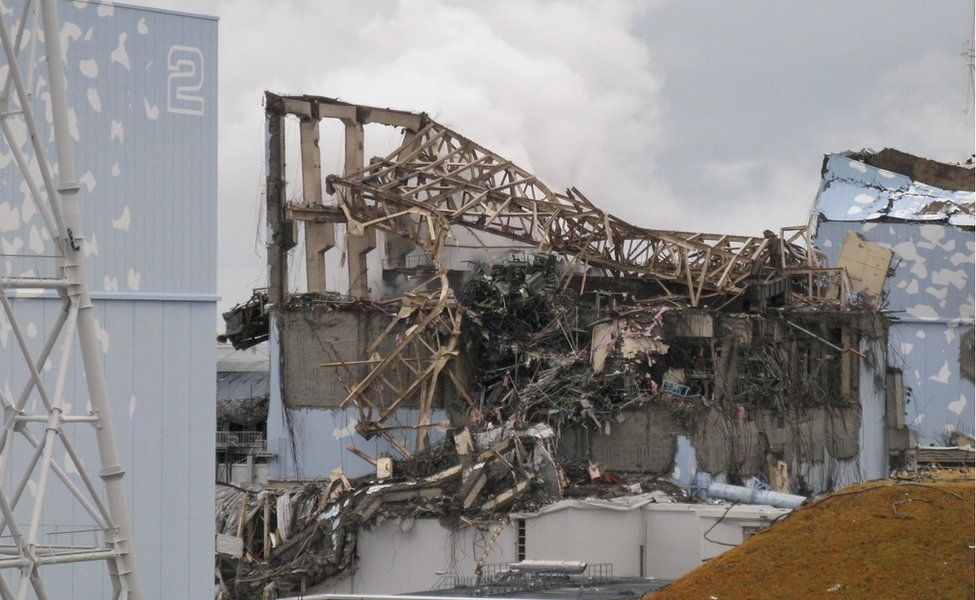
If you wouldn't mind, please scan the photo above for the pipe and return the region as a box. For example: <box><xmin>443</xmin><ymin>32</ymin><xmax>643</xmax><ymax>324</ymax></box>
<box><xmin>707</xmin><ymin>482</ymin><xmax>806</xmax><ymax>509</ymax></box>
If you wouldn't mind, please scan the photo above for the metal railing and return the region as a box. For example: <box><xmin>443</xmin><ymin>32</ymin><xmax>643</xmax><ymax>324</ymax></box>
<box><xmin>431</xmin><ymin>561</ymin><xmax>614</xmax><ymax>595</ymax></box>
<box><xmin>216</xmin><ymin>430</ymin><xmax>266</xmax><ymax>450</ymax></box>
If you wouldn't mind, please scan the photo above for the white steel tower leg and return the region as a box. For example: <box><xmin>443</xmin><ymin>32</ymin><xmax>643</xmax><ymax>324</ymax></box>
<box><xmin>0</xmin><ymin>0</ymin><xmax>143</xmax><ymax>597</ymax></box>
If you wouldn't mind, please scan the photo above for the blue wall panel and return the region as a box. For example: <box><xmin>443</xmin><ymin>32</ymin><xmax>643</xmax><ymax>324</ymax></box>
<box><xmin>0</xmin><ymin>1</ymin><xmax>216</xmax><ymax>597</ymax></box>
<box><xmin>815</xmin><ymin>220</ymin><xmax>974</xmax><ymax>443</ymax></box>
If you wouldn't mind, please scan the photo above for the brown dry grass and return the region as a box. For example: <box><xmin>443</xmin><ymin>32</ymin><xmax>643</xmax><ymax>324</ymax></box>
<box><xmin>650</xmin><ymin>477</ymin><xmax>975</xmax><ymax>600</ymax></box>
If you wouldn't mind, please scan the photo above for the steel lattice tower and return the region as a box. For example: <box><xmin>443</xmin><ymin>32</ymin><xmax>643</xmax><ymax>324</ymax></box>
<box><xmin>0</xmin><ymin>0</ymin><xmax>142</xmax><ymax>597</ymax></box>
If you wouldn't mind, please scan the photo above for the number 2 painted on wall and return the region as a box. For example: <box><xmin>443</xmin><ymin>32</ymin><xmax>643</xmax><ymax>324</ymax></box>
<box><xmin>167</xmin><ymin>45</ymin><xmax>204</xmax><ymax>116</ymax></box>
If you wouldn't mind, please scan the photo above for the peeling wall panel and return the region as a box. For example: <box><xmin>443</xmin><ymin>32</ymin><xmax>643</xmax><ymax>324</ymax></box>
<box><xmin>813</xmin><ymin>154</ymin><xmax>974</xmax><ymax>225</ymax></box>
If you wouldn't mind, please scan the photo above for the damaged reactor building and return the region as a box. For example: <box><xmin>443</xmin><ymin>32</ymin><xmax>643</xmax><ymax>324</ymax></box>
<box><xmin>215</xmin><ymin>93</ymin><xmax>973</xmax><ymax>597</ymax></box>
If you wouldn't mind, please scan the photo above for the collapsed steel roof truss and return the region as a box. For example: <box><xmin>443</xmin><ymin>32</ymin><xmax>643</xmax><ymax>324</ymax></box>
<box><xmin>265</xmin><ymin>93</ymin><xmax>835</xmax><ymax>451</ymax></box>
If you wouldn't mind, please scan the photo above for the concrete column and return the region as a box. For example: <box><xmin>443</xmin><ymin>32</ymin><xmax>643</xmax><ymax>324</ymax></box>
<box><xmin>347</xmin><ymin>228</ymin><xmax>376</xmax><ymax>298</ymax></box>
<box><xmin>266</xmin><ymin>109</ymin><xmax>289</xmax><ymax>304</ymax></box>
<box><xmin>300</xmin><ymin>118</ymin><xmax>334</xmax><ymax>293</ymax></box>
<box><xmin>343</xmin><ymin>121</ymin><xmax>374</xmax><ymax>298</ymax></box>
<box><xmin>383</xmin><ymin>128</ymin><xmax>423</xmax><ymax>267</ymax></box>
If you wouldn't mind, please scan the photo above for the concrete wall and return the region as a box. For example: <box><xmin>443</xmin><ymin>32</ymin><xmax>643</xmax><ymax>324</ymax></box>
<box><xmin>0</xmin><ymin>2</ymin><xmax>217</xmax><ymax>597</ymax></box>
<box><xmin>816</xmin><ymin>221</ymin><xmax>974</xmax><ymax>442</ymax></box>
<box><xmin>278</xmin><ymin>308</ymin><xmax>392</xmax><ymax>409</ymax></box>
<box><xmin>267</xmin><ymin>320</ymin><xmax>446</xmax><ymax>479</ymax></box>
<box><xmin>310</xmin><ymin>501</ymin><xmax>789</xmax><ymax>594</ymax></box>
<box><xmin>558</xmin><ymin>406</ymin><xmax>680</xmax><ymax>473</ymax></box>
<box><xmin>559</xmin><ymin>397</ymin><xmax>880</xmax><ymax>494</ymax></box>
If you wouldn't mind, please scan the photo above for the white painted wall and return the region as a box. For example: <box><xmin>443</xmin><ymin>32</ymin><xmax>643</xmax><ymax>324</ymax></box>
<box><xmin>310</xmin><ymin>501</ymin><xmax>789</xmax><ymax>594</ymax></box>
<box><xmin>523</xmin><ymin>508</ymin><xmax>645</xmax><ymax>576</ymax></box>
<box><xmin>314</xmin><ymin>519</ymin><xmax>516</xmax><ymax>595</ymax></box>
<box><xmin>643</xmin><ymin>503</ymin><xmax>787</xmax><ymax>579</ymax></box>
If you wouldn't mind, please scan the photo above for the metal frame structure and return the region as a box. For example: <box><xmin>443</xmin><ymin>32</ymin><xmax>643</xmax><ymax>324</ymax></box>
<box><xmin>264</xmin><ymin>93</ymin><xmax>836</xmax><ymax>450</ymax></box>
<box><xmin>0</xmin><ymin>1</ymin><xmax>141</xmax><ymax>597</ymax></box>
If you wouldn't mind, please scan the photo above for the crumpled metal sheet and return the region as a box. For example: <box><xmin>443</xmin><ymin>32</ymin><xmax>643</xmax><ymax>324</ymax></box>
<box><xmin>814</xmin><ymin>154</ymin><xmax>974</xmax><ymax>225</ymax></box>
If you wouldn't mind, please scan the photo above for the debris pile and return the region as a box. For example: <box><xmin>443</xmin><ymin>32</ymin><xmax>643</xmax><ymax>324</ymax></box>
<box><xmin>215</xmin><ymin>418</ymin><xmax>690</xmax><ymax>596</ymax></box>
<box><xmin>459</xmin><ymin>255</ymin><xmax>602</xmax><ymax>428</ymax></box>
<box><xmin>214</xmin><ymin>423</ymin><xmax>587</xmax><ymax>597</ymax></box>
<box><xmin>650</xmin><ymin>476</ymin><xmax>975</xmax><ymax>599</ymax></box>
<box><xmin>457</xmin><ymin>254</ymin><xmax>882</xmax><ymax>435</ymax></box>
<box><xmin>219</xmin><ymin>290</ymin><xmax>270</xmax><ymax>350</ymax></box>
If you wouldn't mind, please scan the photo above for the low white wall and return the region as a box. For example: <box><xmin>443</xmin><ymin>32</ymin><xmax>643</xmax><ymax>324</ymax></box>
<box><xmin>523</xmin><ymin>508</ymin><xmax>645</xmax><ymax>576</ymax></box>
<box><xmin>314</xmin><ymin>518</ymin><xmax>517</xmax><ymax>595</ymax></box>
<box><xmin>310</xmin><ymin>500</ymin><xmax>789</xmax><ymax>594</ymax></box>
<box><xmin>642</xmin><ymin>503</ymin><xmax>787</xmax><ymax>579</ymax></box>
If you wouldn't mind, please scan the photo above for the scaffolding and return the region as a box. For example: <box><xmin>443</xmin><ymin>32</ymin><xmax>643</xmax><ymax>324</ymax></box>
<box><xmin>0</xmin><ymin>0</ymin><xmax>141</xmax><ymax>597</ymax></box>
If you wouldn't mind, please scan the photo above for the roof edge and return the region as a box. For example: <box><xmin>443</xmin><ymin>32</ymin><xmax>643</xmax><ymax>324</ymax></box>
<box><xmin>71</xmin><ymin>0</ymin><xmax>219</xmax><ymax>22</ymax></box>
<box><xmin>843</xmin><ymin>148</ymin><xmax>974</xmax><ymax>192</ymax></box>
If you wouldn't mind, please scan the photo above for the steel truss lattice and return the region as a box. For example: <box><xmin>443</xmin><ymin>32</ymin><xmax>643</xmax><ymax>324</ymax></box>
<box><xmin>265</xmin><ymin>94</ymin><xmax>830</xmax><ymax>445</ymax></box>
<box><xmin>0</xmin><ymin>0</ymin><xmax>141</xmax><ymax>598</ymax></box>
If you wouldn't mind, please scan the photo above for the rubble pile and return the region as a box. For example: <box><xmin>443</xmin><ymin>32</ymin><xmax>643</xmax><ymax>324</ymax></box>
<box><xmin>215</xmin><ymin>424</ymin><xmax>570</xmax><ymax>597</ymax></box>
<box><xmin>456</xmin><ymin>253</ymin><xmax>885</xmax><ymax>441</ymax></box>
<box><xmin>215</xmin><ymin>419</ymin><xmax>689</xmax><ymax>597</ymax></box>
<box><xmin>460</xmin><ymin>255</ymin><xmax>605</xmax><ymax>428</ymax></box>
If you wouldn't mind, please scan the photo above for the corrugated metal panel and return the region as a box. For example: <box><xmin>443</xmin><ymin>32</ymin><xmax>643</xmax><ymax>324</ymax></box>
<box><xmin>858</xmin><ymin>340</ymin><xmax>887</xmax><ymax>481</ymax></box>
<box><xmin>0</xmin><ymin>297</ymin><xmax>215</xmax><ymax>597</ymax></box>
<box><xmin>813</xmin><ymin>154</ymin><xmax>975</xmax><ymax>226</ymax></box>
<box><xmin>217</xmin><ymin>371</ymin><xmax>269</xmax><ymax>402</ymax></box>
<box><xmin>0</xmin><ymin>1</ymin><xmax>216</xmax><ymax>597</ymax></box>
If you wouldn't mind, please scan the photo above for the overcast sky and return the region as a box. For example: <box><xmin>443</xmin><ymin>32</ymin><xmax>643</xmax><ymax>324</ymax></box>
<box><xmin>139</xmin><ymin>0</ymin><xmax>975</xmax><ymax>314</ymax></box>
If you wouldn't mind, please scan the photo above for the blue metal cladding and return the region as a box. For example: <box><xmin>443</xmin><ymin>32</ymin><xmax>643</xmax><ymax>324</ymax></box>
<box><xmin>812</xmin><ymin>154</ymin><xmax>975</xmax><ymax>444</ymax></box>
<box><xmin>813</xmin><ymin>153</ymin><xmax>974</xmax><ymax>227</ymax></box>
<box><xmin>0</xmin><ymin>1</ymin><xmax>216</xmax><ymax>597</ymax></box>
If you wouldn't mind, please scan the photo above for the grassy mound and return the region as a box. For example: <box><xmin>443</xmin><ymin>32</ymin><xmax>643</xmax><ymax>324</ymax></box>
<box><xmin>651</xmin><ymin>478</ymin><xmax>975</xmax><ymax>599</ymax></box>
